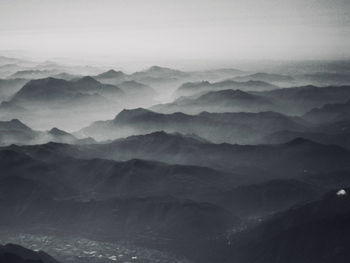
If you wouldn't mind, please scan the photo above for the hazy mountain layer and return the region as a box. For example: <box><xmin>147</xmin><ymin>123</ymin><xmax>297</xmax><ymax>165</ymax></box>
<box><xmin>79</xmin><ymin>108</ymin><xmax>306</xmax><ymax>143</ymax></box>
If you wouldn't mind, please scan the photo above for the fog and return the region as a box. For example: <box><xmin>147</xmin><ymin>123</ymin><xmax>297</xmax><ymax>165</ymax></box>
<box><xmin>1</xmin><ymin>0</ymin><xmax>350</xmax><ymax>70</ymax></box>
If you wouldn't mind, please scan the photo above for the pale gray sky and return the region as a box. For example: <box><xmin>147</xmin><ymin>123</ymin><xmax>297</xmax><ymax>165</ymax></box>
<box><xmin>0</xmin><ymin>0</ymin><xmax>349</xmax><ymax>64</ymax></box>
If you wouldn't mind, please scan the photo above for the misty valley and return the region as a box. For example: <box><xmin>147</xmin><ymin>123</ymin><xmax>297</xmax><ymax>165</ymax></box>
<box><xmin>1</xmin><ymin>56</ymin><xmax>350</xmax><ymax>263</ymax></box>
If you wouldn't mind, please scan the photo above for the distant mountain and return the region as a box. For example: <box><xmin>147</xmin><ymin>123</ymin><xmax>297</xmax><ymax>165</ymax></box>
<box><xmin>94</xmin><ymin>69</ymin><xmax>130</xmax><ymax>84</ymax></box>
<box><xmin>296</xmin><ymin>72</ymin><xmax>350</xmax><ymax>86</ymax></box>
<box><xmin>96</xmin><ymin>66</ymin><xmax>248</xmax><ymax>90</ymax></box>
<box><xmin>303</xmin><ymin>99</ymin><xmax>350</xmax><ymax>124</ymax></box>
<box><xmin>0</xmin><ymin>119</ymin><xmax>37</xmax><ymax>145</ymax></box>
<box><xmin>26</xmin><ymin>131</ymin><xmax>350</xmax><ymax>179</ymax></box>
<box><xmin>129</xmin><ymin>66</ymin><xmax>191</xmax><ymax>94</ymax></box>
<box><xmin>94</xmin><ymin>73</ymin><xmax>156</xmax><ymax>105</ymax></box>
<box><xmin>72</xmin><ymin>76</ymin><xmax>124</xmax><ymax>98</ymax></box>
<box><xmin>97</xmin><ymin>69</ymin><xmax>127</xmax><ymax>79</ymax></box>
<box><xmin>153</xmin><ymin>89</ymin><xmax>275</xmax><ymax>114</ymax></box>
<box><xmin>8</xmin><ymin>77</ymin><xmax>124</xmax><ymax>108</ymax></box>
<box><xmin>11</xmin><ymin>78</ymin><xmax>77</xmax><ymax>104</ymax></box>
<box><xmin>0</xmin><ymin>64</ymin><xmax>24</xmax><ymax>78</ymax></box>
<box><xmin>0</xmin><ymin>119</ymin><xmax>88</xmax><ymax>146</ymax></box>
<box><xmin>52</xmin><ymin>72</ymin><xmax>81</xmax><ymax>80</ymax></box>
<box><xmin>0</xmin><ymin>78</ymin><xmax>27</xmax><ymax>101</ymax></box>
<box><xmin>189</xmin><ymin>68</ymin><xmax>245</xmax><ymax>81</ymax></box>
<box><xmin>10</xmin><ymin>70</ymin><xmax>60</xmax><ymax>79</ymax></box>
<box><xmin>132</xmin><ymin>66</ymin><xmax>189</xmax><ymax>79</ymax></box>
<box><xmin>96</xmin><ymin>66</ymin><xmax>249</xmax><ymax>101</ymax></box>
<box><xmin>0</xmin><ymin>244</ymin><xmax>60</xmax><ymax>263</ymax></box>
<box><xmin>233</xmin><ymin>72</ymin><xmax>295</xmax><ymax>86</ymax></box>
<box><xmin>256</xmin><ymin>85</ymin><xmax>350</xmax><ymax>115</ymax></box>
<box><xmin>264</xmin><ymin>129</ymin><xmax>350</xmax><ymax>149</ymax></box>
<box><xmin>79</xmin><ymin>108</ymin><xmax>306</xmax><ymax>143</ymax></box>
<box><xmin>118</xmin><ymin>80</ymin><xmax>156</xmax><ymax>98</ymax></box>
<box><xmin>45</xmin><ymin>127</ymin><xmax>78</xmax><ymax>144</ymax></box>
<box><xmin>226</xmin><ymin>189</ymin><xmax>350</xmax><ymax>263</ymax></box>
<box><xmin>262</xmin><ymin>113</ymin><xmax>350</xmax><ymax>148</ymax></box>
<box><xmin>174</xmin><ymin>79</ymin><xmax>277</xmax><ymax>98</ymax></box>
<box><xmin>0</xmin><ymin>56</ymin><xmax>33</xmax><ymax>67</ymax></box>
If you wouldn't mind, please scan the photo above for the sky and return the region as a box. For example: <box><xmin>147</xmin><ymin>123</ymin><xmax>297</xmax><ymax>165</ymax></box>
<box><xmin>0</xmin><ymin>0</ymin><xmax>350</xmax><ymax>66</ymax></box>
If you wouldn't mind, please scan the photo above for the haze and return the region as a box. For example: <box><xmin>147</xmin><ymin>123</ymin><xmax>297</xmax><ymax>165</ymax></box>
<box><xmin>1</xmin><ymin>0</ymin><xmax>350</xmax><ymax>69</ymax></box>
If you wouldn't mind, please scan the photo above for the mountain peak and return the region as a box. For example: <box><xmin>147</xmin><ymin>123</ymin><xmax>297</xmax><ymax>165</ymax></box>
<box><xmin>118</xmin><ymin>131</ymin><xmax>205</xmax><ymax>146</ymax></box>
<box><xmin>48</xmin><ymin>127</ymin><xmax>71</xmax><ymax>136</ymax></box>
<box><xmin>143</xmin><ymin>66</ymin><xmax>186</xmax><ymax>75</ymax></box>
<box><xmin>97</xmin><ymin>69</ymin><xmax>126</xmax><ymax>78</ymax></box>
<box><xmin>113</xmin><ymin>108</ymin><xmax>155</xmax><ymax>122</ymax></box>
<box><xmin>285</xmin><ymin>137</ymin><xmax>315</xmax><ymax>146</ymax></box>
<box><xmin>148</xmin><ymin>66</ymin><xmax>170</xmax><ymax>72</ymax></box>
<box><xmin>76</xmin><ymin>76</ymin><xmax>100</xmax><ymax>84</ymax></box>
<box><xmin>0</xmin><ymin>119</ymin><xmax>32</xmax><ymax>131</ymax></box>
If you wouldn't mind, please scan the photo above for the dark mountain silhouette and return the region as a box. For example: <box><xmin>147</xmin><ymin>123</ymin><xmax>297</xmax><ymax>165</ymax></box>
<box><xmin>207</xmin><ymin>179</ymin><xmax>322</xmax><ymax>217</ymax></box>
<box><xmin>11</xmin><ymin>78</ymin><xmax>74</xmax><ymax>103</ymax></box>
<box><xmin>226</xmin><ymin>189</ymin><xmax>350</xmax><ymax>263</ymax></box>
<box><xmin>0</xmin><ymin>244</ymin><xmax>60</xmax><ymax>263</ymax></box>
<box><xmin>79</xmin><ymin>108</ymin><xmax>306</xmax><ymax>143</ymax></box>
<box><xmin>0</xmin><ymin>149</ymin><xmax>237</xmax><ymax>260</ymax></box>
<box><xmin>45</xmin><ymin>127</ymin><xmax>78</xmax><ymax>144</ymax></box>
<box><xmin>0</xmin><ymin>146</ymin><xmax>239</xmax><ymax>259</ymax></box>
<box><xmin>2</xmin><ymin>137</ymin><xmax>350</xmax><ymax>262</ymax></box>
<box><xmin>0</xmin><ymin>146</ymin><xmax>241</xmax><ymax>200</ymax></box>
<box><xmin>15</xmin><ymin>131</ymin><xmax>350</xmax><ymax>180</ymax></box>
<box><xmin>0</xmin><ymin>194</ymin><xmax>236</xmax><ymax>262</ymax></box>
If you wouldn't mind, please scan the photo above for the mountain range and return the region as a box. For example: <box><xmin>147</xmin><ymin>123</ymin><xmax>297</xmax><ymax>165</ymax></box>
<box><xmin>1</xmin><ymin>56</ymin><xmax>350</xmax><ymax>263</ymax></box>
<box><xmin>174</xmin><ymin>79</ymin><xmax>277</xmax><ymax>98</ymax></box>
<box><xmin>152</xmin><ymin>89</ymin><xmax>275</xmax><ymax>114</ymax></box>
<box><xmin>0</xmin><ymin>119</ymin><xmax>93</xmax><ymax>146</ymax></box>
<box><xmin>79</xmin><ymin>108</ymin><xmax>306</xmax><ymax>143</ymax></box>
